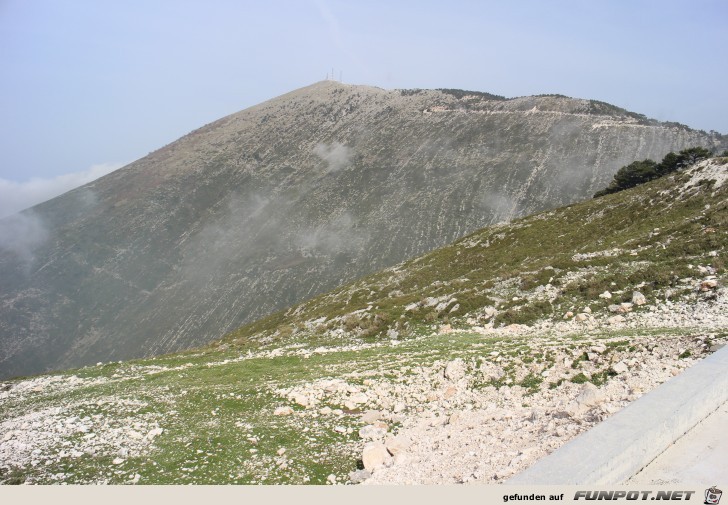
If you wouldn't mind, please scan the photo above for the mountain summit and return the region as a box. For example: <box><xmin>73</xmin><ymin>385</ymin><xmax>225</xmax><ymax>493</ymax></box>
<box><xmin>0</xmin><ymin>81</ymin><xmax>724</xmax><ymax>378</ymax></box>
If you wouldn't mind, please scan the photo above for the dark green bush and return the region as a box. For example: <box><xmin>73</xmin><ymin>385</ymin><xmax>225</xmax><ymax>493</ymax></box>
<box><xmin>437</xmin><ymin>88</ymin><xmax>507</xmax><ymax>101</ymax></box>
<box><xmin>570</xmin><ymin>372</ymin><xmax>590</xmax><ymax>384</ymax></box>
<box><xmin>594</xmin><ymin>147</ymin><xmax>713</xmax><ymax>198</ymax></box>
<box><xmin>493</xmin><ymin>300</ymin><xmax>552</xmax><ymax>326</ymax></box>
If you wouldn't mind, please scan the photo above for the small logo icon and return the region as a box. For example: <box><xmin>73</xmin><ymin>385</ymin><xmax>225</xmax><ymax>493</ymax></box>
<box><xmin>705</xmin><ymin>486</ymin><xmax>722</xmax><ymax>505</ymax></box>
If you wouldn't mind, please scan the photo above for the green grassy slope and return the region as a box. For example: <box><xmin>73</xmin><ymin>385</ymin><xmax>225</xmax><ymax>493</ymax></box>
<box><xmin>221</xmin><ymin>157</ymin><xmax>727</xmax><ymax>349</ymax></box>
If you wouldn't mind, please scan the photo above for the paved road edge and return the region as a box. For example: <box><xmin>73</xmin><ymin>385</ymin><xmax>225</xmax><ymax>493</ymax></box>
<box><xmin>507</xmin><ymin>344</ymin><xmax>728</xmax><ymax>484</ymax></box>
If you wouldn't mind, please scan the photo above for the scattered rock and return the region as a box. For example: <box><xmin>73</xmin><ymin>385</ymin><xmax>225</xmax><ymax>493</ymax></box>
<box><xmin>359</xmin><ymin>424</ymin><xmax>388</xmax><ymax>440</ymax></box>
<box><xmin>564</xmin><ymin>383</ymin><xmax>606</xmax><ymax>417</ymax></box>
<box><xmin>608</xmin><ymin>304</ymin><xmax>632</xmax><ymax>314</ymax></box>
<box><xmin>599</xmin><ymin>291</ymin><xmax>612</xmax><ymax>299</ymax></box>
<box><xmin>480</xmin><ymin>362</ymin><xmax>505</xmax><ymax>381</ymax></box>
<box><xmin>607</xmin><ymin>315</ymin><xmax>626</xmax><ymax>325</ymax></box>
<box><xmin>701</xmin><ymin>279</ymin><xmax>719</xmax><ymax>291</ymax></box>
<box><xmin>576</xmin><ymin>383</ymin><xmax>606</xmax><ymax>408</ymax></box>
<box><xmin>349</xmin><ymin>469</ymin><xmax>372</xmax><ymax>484</ymax></box>
<box><xmin>292</xmin><ymin>393</ymin><xmax>310</xmax><ymax>407</ymax></box>
<box><xmin>146</xmin><ymin>427</ymin><xmax>163</xmax><ymax>440</ymax></box>
<box><xmin>632</xmin><ymin>291</ymin><xmax>647</xmax><ymax>306</ymax></box>
<box><xmin>612</xmin><ymin>361</ymin><xmax>629</xmax><ymax>374</ymax></box>
<box><xmin>349</xmin><ymin>392</ymin><xmax>369</xmax><ymax>405</ymax></box>
<box><xmin>362</xmin><ymin>443</ymin><xmax>392</xmax><ymax>470</ymax></box>
<box><xmin>274</xmin><ymin>406</ymin><xmax>294</xmax><ymax>416</ymax></box>
<box><xmin>3</xmin><ymin>275</ymin><xmax>726</xmax><ymax>486</ymax></box>
<box><xmin>504</xmin><ymin>324</ymin><xmax>529</xmax><ymax>333</ymax></box>
<box><xmin>323</xmin><ymin>381</ymin><xmax>342</xmax><ymax>393</ymax></box>
<box><xmin>563</xmin><ymin>311</ymin><xmax>574</xmax><ymax>319</ymax></box>
<box><xmin>590</xmin><ymin>344</ymin><xmax>606</xmax><ymax>354</ymax></box>
<box><xmin>360</xmin><ymin>410</ymin><xmax>381</xmax><ymax>423</ymax></box>
<box><xmin>444</xmin><ymin>359</ymin><xmax>467</xmax><ymax>381</ymax></box>
<box><xmin>447</xmin><ymin>411</ymin><xmax>462</xmax><ymax>425</ymax></box>
<box><xmin>112</xmin><ymin>457</ymin><xmax>125</xmax><ymax>465</ymax></box>
<box><xmin>385</xmin><ymin>435</ymin><xmax>410</xmax><ymax>456</ymax></box>
<box><xmin>575</xmin><ymin>313</ymin><xmax>588</xmax><ymax>322</ymax></box>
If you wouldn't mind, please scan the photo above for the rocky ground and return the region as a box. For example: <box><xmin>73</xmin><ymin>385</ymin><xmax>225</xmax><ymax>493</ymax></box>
<box><xmin>295</xmin><ymin>292</ymin><xmax>727</xmax><ymax>484</ymax></box>
<box><xmin>359</xmin><ymin>332</ymin><xmax>722</xmax><ymax>485</ymax></box>
<box><xmin>0</xmin><ymin>279</ymin><xmax>725</xmax><ymax>485</ymax></box>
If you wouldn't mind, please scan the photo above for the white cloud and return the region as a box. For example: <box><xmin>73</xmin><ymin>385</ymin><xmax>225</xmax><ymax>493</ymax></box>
<box><xmin>0</xmin><ymin>211</ymin><xmax>48</xmax><ymax>267</ymax></box>
<box><xmin>313</xmin><ymin>142</ymin><xmax>352</xmax><ymax>173</ymax></box>
<box><xmin>0</xmin><ymin>162</ymin><xmax>124</xmax><ymax>218</ymax></box>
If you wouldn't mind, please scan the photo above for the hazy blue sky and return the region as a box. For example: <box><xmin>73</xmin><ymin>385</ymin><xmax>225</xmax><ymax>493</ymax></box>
<box><xmin>1</xmin><ymin>0</ymin><xmax>727</xmax><ymax>216</ymax></box>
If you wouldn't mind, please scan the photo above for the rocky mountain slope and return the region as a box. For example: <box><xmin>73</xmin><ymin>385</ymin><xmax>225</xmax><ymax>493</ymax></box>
<box><xmin>0</xmin><ymin>157</ymin><xmax>725</xmax><ymax>484</ymax></box>
<box><xmin>1</xmin><ymin>81</ymin><xmax>725</xmax><ymax>379</ymax></box>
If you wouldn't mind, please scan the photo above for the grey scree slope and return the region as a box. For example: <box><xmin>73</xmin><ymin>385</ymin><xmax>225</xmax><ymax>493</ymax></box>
<box><xmin>1</xmin><ymin>80</ymin><xmax>725</xmax><ymax>379</ymax></box>
<box><xmin>507</xmin><ymin>345</ymin><xmax>728</xmax><ymax>485</ymax></box>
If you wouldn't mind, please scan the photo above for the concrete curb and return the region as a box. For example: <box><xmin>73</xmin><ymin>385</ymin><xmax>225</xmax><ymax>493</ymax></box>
<box><xmin>507</xmin><ymin>344</ymin><xmax>728</xmax><ymax>484</ymax></box>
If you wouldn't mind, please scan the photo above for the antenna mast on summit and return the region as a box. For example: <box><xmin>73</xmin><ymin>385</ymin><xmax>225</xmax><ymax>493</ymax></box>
<box><xmin>326</xmin><ymin>68</ymin><xmax>342</xmax><ymax>82</ymax></box>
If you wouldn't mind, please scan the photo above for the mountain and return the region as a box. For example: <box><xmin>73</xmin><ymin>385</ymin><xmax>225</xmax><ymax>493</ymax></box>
<box><xmin>0</xmin><ymin>81</ymin><xmax>725</xmax><ymax>379</ymax></box>
<box><xmin>1</xmin><ymin>156</ymin><xmax>725</xmax><ymax>484</ymax></box>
